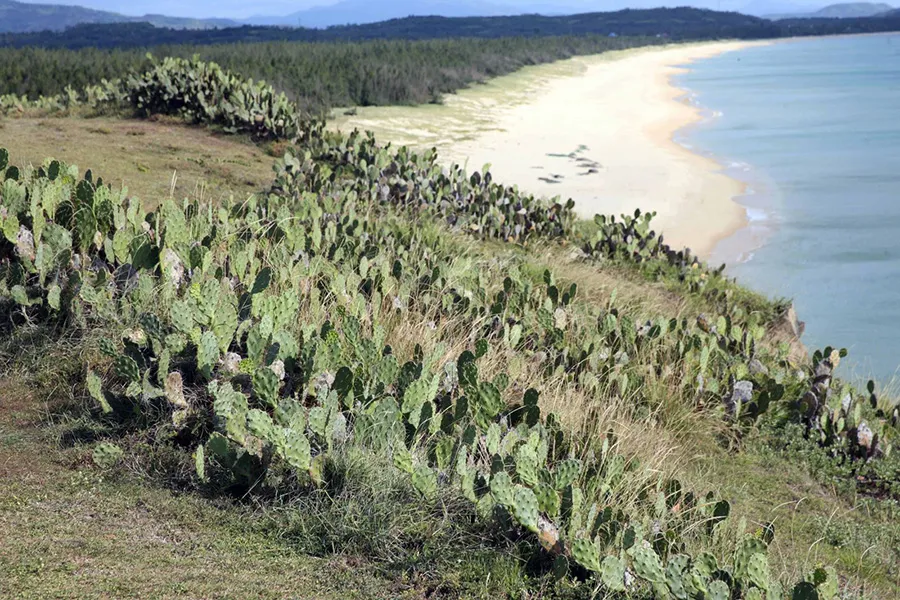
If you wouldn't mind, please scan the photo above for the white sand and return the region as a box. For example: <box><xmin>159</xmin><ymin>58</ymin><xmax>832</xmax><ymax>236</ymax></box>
<box><xmin>331</xmin><ymin>41</ymin><xmax>771</xmax><ymax>258</ymax></box>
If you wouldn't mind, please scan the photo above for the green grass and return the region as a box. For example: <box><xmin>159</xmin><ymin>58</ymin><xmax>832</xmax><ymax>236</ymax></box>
<box><xmin>686</xmin><ymin>433</ymin><xmax>900</xmax><ymax>598</ymax></box>
<box><xmin>0</xmin><ymin>381</ymin><xmax>409</xmax><ymax>600</ymax></box>
<box><xmin>0</xmin><ymin>116</ymin><xmax>274</xmax><ymax>206</ymax></box>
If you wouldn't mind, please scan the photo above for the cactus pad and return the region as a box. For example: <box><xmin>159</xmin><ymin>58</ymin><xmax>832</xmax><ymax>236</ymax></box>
<box><xmin>570</xmin><ymin>538</ymin><xmax>602</xmax><ymax>572</ymax></box>
<box><xmin>630</xmin><ymin>545</ymin><xmax>665</xmax><ymax>583</ymax></box>
<box><xmin>92</xmin><ymin>442</ymin><xmax>123</xmax><ymax>469</ymax></box>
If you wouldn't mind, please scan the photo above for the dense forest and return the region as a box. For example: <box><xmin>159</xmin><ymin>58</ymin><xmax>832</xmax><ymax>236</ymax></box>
<box><xmin>1</xmin><ymin>7</ymin><xmax>899</xmax><ymax>114</ymax></box>
<box><xmin>0</xmin><ymin>36</ymin><xmax>668</xmax><ymax>113</ymax></box>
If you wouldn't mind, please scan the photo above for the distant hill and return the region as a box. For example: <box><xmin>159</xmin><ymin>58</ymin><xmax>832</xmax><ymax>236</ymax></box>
<box><xmin>0</xmin><ymin>0</ymin><xmax>238</xmax><ymax>33</ymax></box>
<box><xmin>766</xmin><ymin>2</ymin><xmax>894</xmax><ymax>19</ymax></box>
<box><xmin>0</xmin><ymin>7</ymin><xmax>785</xmax><ymax>49</ymax></box>
<box><xmin>878</xmin><ymin>6</ymin><xmax>900</xmax><ymax>14</ymax></box>
<box><xmin>245</xmin><ymin>0</ymin><xmax>513</xmax><ymax>28</ymax></box>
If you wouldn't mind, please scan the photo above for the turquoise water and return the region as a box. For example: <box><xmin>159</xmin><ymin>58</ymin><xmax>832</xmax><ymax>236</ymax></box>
<box><xmin>676</xmin><ymin>34</ymin><xmax>900</xmax><ymax>383</ymax></box>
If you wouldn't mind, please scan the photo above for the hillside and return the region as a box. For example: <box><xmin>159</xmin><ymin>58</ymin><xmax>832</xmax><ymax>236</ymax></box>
<box><xmin>766</xmin><ymin>2</ymin><xmax>894</xmax><ymax>18</ymax></box>
<box><xmin>248</xmin><ymin>0</ymin><xmax>515</xmax><ymax>28</ymax></box>
<box><xmin>1</xmin><ymin>56</ymin><xmax>898</xmax><ymax>598</ymax></box>
<box><xmin>0</xmin><ymin>7</ymin><xmax>784</xmax><ymax>48</ymax></box>
<box><xmin>0</xmin><ymin>0</ymin><xmax>238</xmax><ymax>33</ymax></box>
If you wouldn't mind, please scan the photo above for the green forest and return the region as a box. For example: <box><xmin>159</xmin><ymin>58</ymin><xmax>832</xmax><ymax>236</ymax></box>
<box><xmin>0</xmin><ymin>36</ymin><xmax>668</xmax><ymax>113</ymax></box>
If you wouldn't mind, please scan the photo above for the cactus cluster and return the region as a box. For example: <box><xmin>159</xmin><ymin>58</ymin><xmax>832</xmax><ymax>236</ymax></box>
<box><xmin>3</xmin><ymin>59</ymin><xmax>899</xmax><ymax>596</ymax></box>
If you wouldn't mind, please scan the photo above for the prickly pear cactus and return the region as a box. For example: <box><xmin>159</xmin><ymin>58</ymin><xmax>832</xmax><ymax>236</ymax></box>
<box><xmin>92</xmin><ymin>442</ymin><xmax>123</xmax><ymax>469</ymax></box>
<box><xmin>600</xmin><ymin>555</ymin><xmax>626</xmax><ymax>592</ymax></box>
<box><xmin>629</xmin><ymin>545</ymin><xmax>665</xmax><ymax>584</ymax></box>
<box><xmin>411</xmin><ymin>465</ymin><xmax>438</xmax><ymax>501</ymax></box>
<box><xmin>570</xmin><ymin>538</ymin><xmax>602</xmax><ymax>572</ymax></box>
<box><xmin>511</xmin><ymin>486</ymin><xmax>540</xmax><ymax>533</ymax></box>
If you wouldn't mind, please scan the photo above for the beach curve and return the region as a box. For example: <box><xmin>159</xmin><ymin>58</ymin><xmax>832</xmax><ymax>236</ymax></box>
<box><xmin>330</xmin><ymin>40</ymin><xmax>772</xmax><ymax>258</ymax></box>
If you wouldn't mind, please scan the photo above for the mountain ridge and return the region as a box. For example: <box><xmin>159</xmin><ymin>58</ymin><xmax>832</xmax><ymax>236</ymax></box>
<box><xmin>0</xmin><ymin>0</ymin><xmax>238</xmax><ymax>33</ymax></box>
<box><xmin>765</xmin><ymin>2</ymin><xmax>894</xmax><ymax>19</ymax></box>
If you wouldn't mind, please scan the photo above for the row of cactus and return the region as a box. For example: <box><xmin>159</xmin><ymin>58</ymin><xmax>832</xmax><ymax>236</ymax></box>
<box><xmin>270</xmin><ymin>130</ymin><xmax>577</xmax><ymax>243</ymax></box>
<box><xmin>1</xmin><ymin>57</ymin><xmax>322</xmax><ymax>143</ymax></box>
<box><xmin>583</xmin><ymin>209</ymin><xmax>728</xmax><ymax>296</ymax></box>
<box><xmin>793</xmin><ymin>348</ymin><xmax>899</xmax><ymax>487</ymax></box>
<box><xmin>2</xmin><ymin>140</ymin><xmax>897</xmax><ymax>502</ymax></box>
<box><xmin>3</xmin><ymin>142</ymin><xmax>892</xmax><ymax>597</ymax></box>
<box><xmin>125</xmin><ymin>56</ymin><xmax>322</xmax><ymax>142</ymax></box>
<box><xmin>1</xmin><ymin>71</ymin><xmax>897</xmax><ymax>478</ymax></box>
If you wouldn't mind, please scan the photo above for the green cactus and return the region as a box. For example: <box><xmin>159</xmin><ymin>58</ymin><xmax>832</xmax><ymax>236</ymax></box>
<box><xmin>694</xmin><ymin>552</ymin><xmax>718</xmax><ymax>577</ymax></box>
<box><xmin>211</xmin><ymin>381</ymin><xmax>249</xmax><ymax>445</ymax></box>
<box><xmin>247</xmin><ymin>408</ymin><xmax>275</xmax><ymax>444</ymax></box>
<box><xmin>514</xmin><ymin>444</ymin><xmax>539</xmax><ymax>487</ymax></box>
<box><xmin>535</xmin><ymin>482</ymin><xmax>561</xmax><ymax>517</ymax></box>
<box><xmin>600</xmin><ymin>555</ymin><xmax>626</xmax><ymax>592</ymax></box>
<box><xmin>393</xmin><ymin>445</ymin><xmax>414</xmax><ymax>474</ymax></box>
<box><xmin>570</xmin><ymin>538</ymin><xmax>602</xmax><ymax>572</ymax></box>
<box><xmin>170</xmin><ymin>299</ymin><xmax>195</xmax><ymax>335</ymax></box>
<box><xmin>486</xmin><ymin>423</ymin><xmax>501</xmax><ymax>455</ymax></box>
<box><xmin>708</xmin><ymin>580</ymin><xmax>731</xmax><ymax>600</ymax></box>
<box><xmin>735</xmin><ymin>536</ymin><xmax>767</xmax><ymax>583</ymax></box>
<box><xmin>281</xmin><ymin>427</ymin><xmax>311</xmax><ymax>471</ymax></box>
<box><xmin>412</xmin><ymin>465</ymin><xmax>438</xmax><ymax>501</ymax></box>
<box><xmin>252</xmin><ymin>367</ymin><xmax>281</xmax><ymax>409</ymax></box>
<box><xmin>197</xmin><ymin>330</ymin><xmax>220</xmax><ymax>378</ymax></box>
<box><xmin>665</xmin><ymin>554</ymin><xmax>691</xmax><ymax>600</ymax></box>
<box><xmin>375</xmin><ymin>354</ymin><xmax>399</xmax><ymax>387</ymax></box>
<box><xmin>746</xmin><ymin>552</ymin><xmax>770</xmax><ymax>590</ymax></box>
<box><xmin>92</xmin><ymin>442</ymin><xmax>123</xmax><ymax>469</ymax></box>
<box><xmin>745</xmin><ymin>588</ymin><xmax>765</xmax><ymax>600</ymax></box>
<box><xmin>114</xmin><ymin>353</ymin><xmax>141</xmax><ymax>383</ymax></box>
<box><xmin>511</xmin><ymin>486</ymin><xmax>539</xmax><ymax>533</ymax></box>
<box><xmin>490</xmin><ymin>471</ymin><xmax>516</xmax><ymax>508</ymax></box>
<box><xmin>86</xmin><ymin>370</ymin><xmax>112</xmax><ymax>414</ymax></box>
<box><xmin>193</xmin><ymin>444</ymin><xmax>207</xmax><ymax>482</ymax></box>
<box><xmin>630</xmin><ymin>545</ymin><xmax>665</xmax><ymax>584</ymax></box>
<box><xmin>553</xmin><ymin>459</ymin><xmax>580</xmax><ymax>490</ymax></box>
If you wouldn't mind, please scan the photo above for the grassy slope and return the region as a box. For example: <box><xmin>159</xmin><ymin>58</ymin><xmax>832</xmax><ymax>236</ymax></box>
<box><xmin>0</xmin><ymin>381</ymin><xmax>412</xmax><ymax>600</ymax></box>
<box><xmin>0</xmin><ymin>114</ymin><xmax>897</xmax><ymax>598</ymax></box>
<box><xmin>0</xmin><ymin>116</ymin><xmax>275</xmax><ymax>205</ymax></box>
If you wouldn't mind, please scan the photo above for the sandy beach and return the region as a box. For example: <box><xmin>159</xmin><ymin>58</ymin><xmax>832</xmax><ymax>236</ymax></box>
<box><xmin>330</xmin><ymin>41</ymin><xmax>772</xmax><ymax>258</ymax></box>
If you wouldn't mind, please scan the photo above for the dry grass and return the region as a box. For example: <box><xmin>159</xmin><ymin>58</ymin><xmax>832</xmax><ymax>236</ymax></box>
<box><xmin>0</xmin><ymin>115</ymin><xmax>274</xmax><ymax>206</ymax></box>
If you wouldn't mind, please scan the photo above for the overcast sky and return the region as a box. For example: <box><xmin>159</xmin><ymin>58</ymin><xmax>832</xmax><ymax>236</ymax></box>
<box><xmin>17</xmin><ymin>0</ymin><xmax>829</xmax><ymax>20</ymax></box>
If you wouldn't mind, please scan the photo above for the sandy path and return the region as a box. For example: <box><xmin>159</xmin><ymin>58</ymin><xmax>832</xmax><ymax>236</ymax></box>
<box><xmin>330</xmin><ymin>41</ymin><xmax>771</xmax><ymax>258</ymax></box>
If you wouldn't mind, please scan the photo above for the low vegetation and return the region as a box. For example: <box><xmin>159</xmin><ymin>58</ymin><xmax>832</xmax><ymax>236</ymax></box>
<box><xmin>1</xmin><ymin>57</ymin><xmax>898</xmax><ymax>598</ymax></box>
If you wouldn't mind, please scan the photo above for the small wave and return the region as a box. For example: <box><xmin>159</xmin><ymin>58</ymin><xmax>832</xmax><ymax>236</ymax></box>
<box><xmin>745</xmin><ymin>207</ymin><xmax>768</xmax><ymax>223</ymax></box>
<box><xmin>728</xmin><ymin>161</ymin><xmax>752</xmax><ymax>172</ymax></box>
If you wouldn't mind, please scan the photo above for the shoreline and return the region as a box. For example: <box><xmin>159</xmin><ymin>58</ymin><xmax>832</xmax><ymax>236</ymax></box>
<box><xmin>330</xmin><ymin>40</ymin><xmax>772</xmax><ymax>259</ymax></box>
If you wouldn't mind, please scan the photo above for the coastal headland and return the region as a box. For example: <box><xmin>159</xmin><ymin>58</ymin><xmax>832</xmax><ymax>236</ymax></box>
<box><xmin>331</xmin><ymin>40</ymin><xmax>772</xmax><ymax>258</ymax></box>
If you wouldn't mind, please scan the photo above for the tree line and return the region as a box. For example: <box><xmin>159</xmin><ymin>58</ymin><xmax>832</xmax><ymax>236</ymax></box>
<box><xmin>0</xmin><ymin>36</ymin><xmax>670</xmax><ymax>114</ymax></box>
<box><xmin>1</xmin><ymin>6</ymin><xmax>898</xmax><ymax>115</ymax></box>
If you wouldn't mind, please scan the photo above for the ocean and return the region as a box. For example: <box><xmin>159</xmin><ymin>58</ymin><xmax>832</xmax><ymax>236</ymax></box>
<box><xmin>676</xmin><ymin>34</ymin><xmax>900</xmax><ymax>384</ymax></box>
